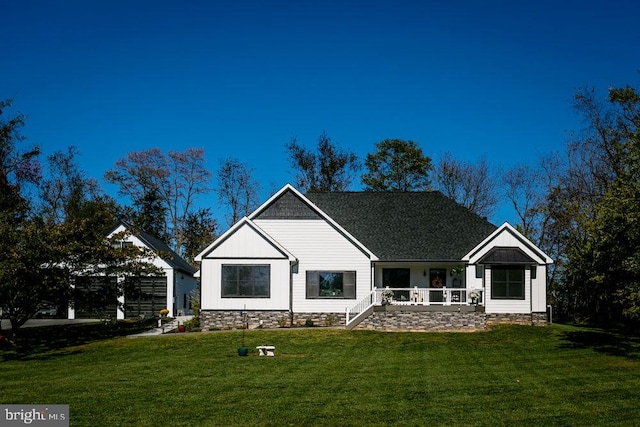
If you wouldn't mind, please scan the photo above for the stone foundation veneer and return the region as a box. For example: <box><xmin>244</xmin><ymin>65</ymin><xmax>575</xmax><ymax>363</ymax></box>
<box><xmin>485</xmin><ymin>312</ymin><xmax>547</xmax><ymax>327</ymax></box>
<box><xmin>200</xmin><ymin>310</ymin><xmax>346</xmax><ymax>330</ymax></box>
<box><xmin>200</xmin><ymin>309</ymin><xmax>546</xmax><ymax>331</ymax></box>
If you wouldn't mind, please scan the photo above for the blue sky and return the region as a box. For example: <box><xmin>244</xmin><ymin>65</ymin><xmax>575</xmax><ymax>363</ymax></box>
<box><xmin>2</xmin><ymin>0</ymin><xmax>639</xmax><ymax>225</ymax></box>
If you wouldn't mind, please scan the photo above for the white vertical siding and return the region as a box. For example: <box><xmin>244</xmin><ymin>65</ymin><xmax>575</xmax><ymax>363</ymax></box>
<box><xmin>209</xmin><ymin>225</ymin><xmax>288</xmax><ymax>258</ymax></box>
<box><xmin>256</xmin><ymin>219</ymin><xmax>371</xmax><ymax>313</ymax></box>
<box><xmin>465</xmin><ymin>265</ymin><xmax>483</xmax><ymax>290</ymax></box>
<box><xmin>531</xmin><ymin>265</ymin><xmax>547</xmax><ymax>312</ymax></box>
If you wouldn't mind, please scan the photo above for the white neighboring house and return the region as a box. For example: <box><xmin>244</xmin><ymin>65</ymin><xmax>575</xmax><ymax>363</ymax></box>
<box><xmin>195</xmin><ymin>184</ymin><xmax>553</xmax><ymax>331</ymax></box>
<box><xmin>68</xmin><ymin>222</ymin><xmax>198</xmax><ymax>320</ymax></box>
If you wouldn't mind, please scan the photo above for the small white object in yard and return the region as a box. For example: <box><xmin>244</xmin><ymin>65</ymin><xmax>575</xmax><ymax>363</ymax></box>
<box><xmin>256</xmin><ymin>345</ymin><xmax>275</xmax><ymax>356</ymax></box>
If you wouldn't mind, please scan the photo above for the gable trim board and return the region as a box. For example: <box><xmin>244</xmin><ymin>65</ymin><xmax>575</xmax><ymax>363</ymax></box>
<box><xmin>463</xmin><ymin>222</ymin><xmax>553</xmax><ymax>265</ymax></box>
<box><xmin>197</xmin><ymin>185</ymin><xmax>553</xmax><ymax>330</ymax></box>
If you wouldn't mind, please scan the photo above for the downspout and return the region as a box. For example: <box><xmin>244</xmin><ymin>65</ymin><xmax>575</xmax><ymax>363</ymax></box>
<box><xmin>530</xmin><ymin>264</ymin><xmax>536</xmax><ymax>324</ymax></box>
<box><xmin>530</xmin><ymin>265</ymin><xmax>533</xmax><ymax>321</ymax></box>
<box><xmin>290</xmin><ymin>261</ymin><xmax>297</xmax><ymax>327</ymax></box>
<box><xmin>371</xmin><ymin>262</ymin><xmax>376</xmax><ymax>291</ymax></box>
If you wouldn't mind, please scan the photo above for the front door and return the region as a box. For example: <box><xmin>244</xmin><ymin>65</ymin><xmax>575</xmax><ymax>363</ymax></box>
<box><xmin>382</xmin><ymin>268</ymin><xmax>410</xmax><ymax>302</ymax></box>
<box><xmin>429</xmin><ymin>268</ymin><xmax>447</xmax><ymax>303</ymax></box>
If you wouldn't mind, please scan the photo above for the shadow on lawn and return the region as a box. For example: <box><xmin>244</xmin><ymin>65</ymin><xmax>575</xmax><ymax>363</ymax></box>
<box><xmin>558</xmin><ymin>328</ymin><xmax>640</xmax><ymax>360</ymax></box>
<box><xmin>0</xmin><ymin>319</ymin><xmax>156</xmax><ymax>361</ymax></box>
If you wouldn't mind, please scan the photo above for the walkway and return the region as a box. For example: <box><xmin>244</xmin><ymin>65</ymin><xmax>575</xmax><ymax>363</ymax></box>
<box><xmin>127</xmin><ymin>315</ymin><xmax>193</xmax><ymax>337</ymax></box>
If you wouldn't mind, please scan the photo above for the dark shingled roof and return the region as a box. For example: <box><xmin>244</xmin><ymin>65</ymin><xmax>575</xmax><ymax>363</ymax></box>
<box><xmin>306</xmin><ymin>191</ymin><xmax>497</xmax><ymax>261</ymax></box>
<box><xmin>137</xmin><ymin>230</ymin><xmax>197</xmax><ymax>275</ymax></box>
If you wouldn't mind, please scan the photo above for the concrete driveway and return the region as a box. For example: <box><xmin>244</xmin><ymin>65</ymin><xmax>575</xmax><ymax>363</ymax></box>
<box><xmin>0</xmin><ymin>318</ymin><xmax>100</xmax><ymax>330</ymax></box>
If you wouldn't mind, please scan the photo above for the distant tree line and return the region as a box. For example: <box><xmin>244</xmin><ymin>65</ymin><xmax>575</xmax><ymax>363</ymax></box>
<box><xmin>1</xmin><ymin>80</ymin><xmax>639</xmax><ymax>335</ymax></box>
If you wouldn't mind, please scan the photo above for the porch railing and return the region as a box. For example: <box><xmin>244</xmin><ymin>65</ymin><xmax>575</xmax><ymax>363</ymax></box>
<box><xmin>345</xmin><ymin>289</ymin><xmax>377</xmax><ymax>325</ymax></box>
<box><xmin>346</xmin><ymin>287</ymin><xmax>484</xmax><ymax>326</ymax></box>
<box><xmin>376</xmin><ymin>287</ymin><xmax>483</xmax><ymax>306</ymax></box>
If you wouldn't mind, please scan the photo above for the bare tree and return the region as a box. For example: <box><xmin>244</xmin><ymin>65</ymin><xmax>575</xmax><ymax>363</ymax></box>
<box><xmin>105</xmin><ymin>148</ymin><xmax>212</xmax><ymax>255</ymax></box>
<box><xmin>434</xmin><ymin>152</ymin><xmax>497</xmax><ymax>218</ymax></box>
<box><xmin>216</xmin><ymin>158</ymin><xmax>260</xmax><ymax>227</ymax></box>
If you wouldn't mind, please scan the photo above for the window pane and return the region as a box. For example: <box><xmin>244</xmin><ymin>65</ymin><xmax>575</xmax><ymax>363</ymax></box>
<box><xmin>238</xmin><ymin>280</ymin><xmax>253</xmax><ymax>296</ymax></box>
<box><xmin>239</xmin><ymin>266</ymin><xmax>253</xmax><ymax>281</ymax></box>
<box><xmin>508</xmin><ymin>280</ymin><xmax>524</xmax><ymax>298</ymax></box>
<box><xmin>493</xmin><ymin>268</ymin><xmax>507</xmax><ymax>281</ymax></box>
<box><xmin>509</xmin><ymin>268</ymin><xmax>524</xmax><ymax>282</ymax></box>
<box><xmin>256</xmin><ymin>266</ymin><xmax>270</xmax><ymax>282</ymax></box>
<box><xmin>493</xmin><ymin>282</ymin><xmax>507</xmax><ymax>297</ymax></box>
<box><xmin>254</xmin><ymin>281</ymin><xmax>270</xmax><ymax>297</ymax></box>
<box><xmin>319</xmin><ymin>272</ymin><xmax>343</xmax><ymax>296</ymax></box>
<box><xmin>383</xmin><ymin>268</ymin><xmax>410</xmax><ymax>287</ymax></box>
<box><xmin>222</xmin><ymin>280</ymin><xmax>237</xmax><ymax>296</ymax></box>
<box><xmin>222</xmin><ymin>266</ymin><xmax>237</xmax><ymax>282</ymax></box>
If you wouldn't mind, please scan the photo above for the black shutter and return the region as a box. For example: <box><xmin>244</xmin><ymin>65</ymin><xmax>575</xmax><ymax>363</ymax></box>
<box><xmin>343</xmin><ymin>271</ymin><xmax>356</xmax><ymax>299</ymax></box>
<box><xmin>306</xmin><ymin>271</ymin><xmax>319</xmax><ymax>298</ymax></box>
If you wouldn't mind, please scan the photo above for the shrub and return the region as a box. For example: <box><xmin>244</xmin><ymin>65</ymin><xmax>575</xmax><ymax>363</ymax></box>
<box><xmin>277</xmin><ymin>316</ymin><xmax>289</xmax><ymax>328</ymax></box>
<box><xmin>325</xmin><ymin>314</ymin><xmax>337</xmax><ymax>327</ymax></box>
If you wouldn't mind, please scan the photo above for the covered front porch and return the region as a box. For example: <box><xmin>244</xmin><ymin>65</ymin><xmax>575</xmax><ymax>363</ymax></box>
<box><xmin>345</xmin><ymin>286</ymin><xmax>484</xmax><ymax>327</ymax></box>
<box><xmin>372</xmin><ymin>262</ymin><xmax>484</xmax><ymax>304</ymax></box>
<box><xmin>344</xmin><ymin>262</ymin><xmax>486</xmax><ymax>327</ymax></box>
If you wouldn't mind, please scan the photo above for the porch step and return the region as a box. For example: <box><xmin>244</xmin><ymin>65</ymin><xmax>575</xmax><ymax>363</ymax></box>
<box><xmin>345</xmin><ymin>305</ymin><xmax>375</xmax><ymax>330</ymax></box>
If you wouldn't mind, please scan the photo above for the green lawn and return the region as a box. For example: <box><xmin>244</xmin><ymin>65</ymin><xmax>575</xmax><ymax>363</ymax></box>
<box><xmin>1</xmin><ymin>323</ymin><xmax>639</xmax><ymax>426</ymax></box>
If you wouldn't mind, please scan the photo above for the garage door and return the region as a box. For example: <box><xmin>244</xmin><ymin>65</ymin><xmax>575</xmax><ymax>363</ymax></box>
<box><xmin>125</xmin><ymin>277</ymin><xmax>167</xmax><ymax>318</ymax></box>
<box><xmin>74</xmin><ymin>277</ymin><xmax>118</xmax><ymax>319</ymax></box>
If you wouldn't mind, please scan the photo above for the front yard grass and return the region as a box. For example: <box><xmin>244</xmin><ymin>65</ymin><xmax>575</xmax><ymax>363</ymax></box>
<box><xmin>1</xmin><ymin>323</ymin><xmax>639</xmax><ymax>426</ymax></box>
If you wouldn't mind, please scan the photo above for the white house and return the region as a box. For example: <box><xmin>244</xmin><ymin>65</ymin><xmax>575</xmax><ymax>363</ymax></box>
<box><xmin>69</xmin><ymin>222</ymin><xmax>198</xmax><ymax>320</ymax></box>
<box><xmin>195</xmin><ymin>184</ymin><xmax>553</xmax><ymax>331</ymax></box>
